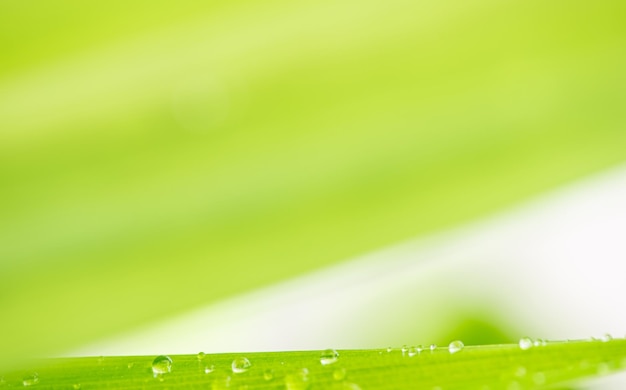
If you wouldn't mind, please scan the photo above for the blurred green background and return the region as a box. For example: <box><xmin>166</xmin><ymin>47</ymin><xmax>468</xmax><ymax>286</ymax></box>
<box><xmin>1</xmin><ymin>0</ymin><xmax>626</xmax><ymax>370</ymax></box>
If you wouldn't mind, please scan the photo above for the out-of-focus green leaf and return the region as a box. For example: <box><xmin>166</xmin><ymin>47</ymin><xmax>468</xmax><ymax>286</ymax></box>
<box><xmin>1</xmin><ymin>0</ymin><xmax>625</xmax><ymax>367</ymax></box>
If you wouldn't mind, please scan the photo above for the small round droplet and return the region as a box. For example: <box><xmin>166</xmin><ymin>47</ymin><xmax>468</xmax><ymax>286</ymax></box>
<box><xmin>197</xmin><ymin>352</ymin><xmax>206</xmax><ymax>360</ymax></box>
<box><xmin>429</xmin><ymin>344</ymin><xmax>437</xmax><ymax>351</ymax></box>
<box><xmin>204</xmin><ymin>364</ymin><xmax>215</xmax><ymax>374</ymax></box>
<box><xmin>448</xmin><ymin>340</ymin><xmax>464</xmax><ymax>354</ymax></box>
<box><xmin>320</xmin><ymin>349</ymin><xmax>339</xmax><ymax>366</ymax></box>
<box><xmin>601</xmin><ymin>334</ymin><xmax>613</xmax><ymax>342</ymax></box>
<box><xmin>533</xmin><ymin>338</ymin><xmax>546</xmax><ymax>347</ymax></box>
<box><xmin>407</xmin><ymin>346</ymin><xmax>420</xmax><ymax>357</ymax></box>
<box><xmin>232</xmin><ymin>357</ymin><xmax>252</xmax><ymax>374</ymax></box>
<box><xmin>386</xmin><ymin>347</ymin><xmax>392</xmax><ymax>353</ymax></box>
<box><xmin>401</xmin><ymin>345</ymin><xmax>409</xmax><ymax>356</ymax></box>
<box><xmin>127</xmin><ymin>362</ymin><xmax>134</xmax><ymax>369</ymax></box>
<box><xmin>73</xmin><ymin>384</ymin><xmax>81</xmax><ymax>390</ymax></box>
<box><xmin>333</xmin><ymin>367</ymin><xmax>347</xmax><ymax>381</ymax></box>
<box><xmin>263</xmin><ymin>369</ymin><xmax>274</xmax><ymax>381</ymax></box>
<box><xmin>519</xmin><ymin>337</ymin><xmax>533</xmax><ymax>350</ymax></box>
<box><xmin>152</xmin><ymin>355</ymin><xmax>173</xmax><ymax>377</ymax></box>
<box><xmin>22</xmin><ymin>373</ymin><xmax>39</xmax><ymax>387</ymax></box>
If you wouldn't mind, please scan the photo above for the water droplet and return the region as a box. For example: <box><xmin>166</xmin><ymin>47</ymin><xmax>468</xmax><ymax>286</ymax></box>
<box><xmin>152</xmin><ymin>355</ymin><xmax>173</xmax><ymax>377</ymax></box>
<box><xmin>73</xmin><ymin>384</ymin><xmax>81</xmax><ymax>390</ymax></box>
<box><xmin>22</xmin><ymin>373</ymin><xmax>39</xmax><ymax>387</ymax></box>
<box><xmin>197</xmin><ymin>352</ymin><xmax>206</xmax><ymax>360</ymax></box>
<box><xmin>407</xmin><ymin>346</ymin><xmax>420</xmax><ymax>357</ymax></box>
<box><xmin>204</xmin><ymin>364</ymin><xmax>215</xmax><ymax>374</ymax></box>
<box><xmin>519</xmin><ymin>337</ymin><xmax>533</xmax><ymax>350</ymax></box>
<box><xmin>448</xmin><ymin>340</ymin><xmax>464</xmax><ymax>354</ymax></box>
<box><xmin>285</xmin><ymin>368</ymin><xmax>310</xmax><ymax>390</ymax></box>
<box><xmin>263</xmin><ymin>369</ymin><xmax>274</xmax><ymax>381</ymax></box>
<box><xmin>320</xmin><ymin>349</ymin><xmax>339</xmax><ymax>365</ymax></box>
<box><xmin>401</xmin><ymin>345</ymin><xmax>409</xmax><ymax>356</ymax></box>
<box><xmin>429</xmin><ymin>344</ymin><xmax>437</xmax><ymax>351</ymax></box>
<box><xmin>333</xmin><ymin>368</ymin><xmax>347</xmax><ymax>380</ymax></box>
<box><xmin>601</xmin><ymin>333</ymin><xmax>613</xmax><ymax>342</ymax></box>
<box><xmin>533</xmin><ymin>338</ymin><xmax>546</xmax><ymax>347</ymax></box>
<box><xmin>127</xmin><ymin>362</ymin><xmax>134</xmax><ymax>369</ymax></box>
<box><xmin>342</xmin><ymin>382</ymin><xmax>361</xmax><ymax>390</ymax></box>
<box><xmin>231</xmin><ymin>357</ymin><xmax>251</xmax><ymax>374</ymax></box>
<box><xmin>386</xmin><ymin>347</ymin><xmax>392</xmax><ymax>353</ymax></box>
<box><xmin>532</xmin><ymin>372</ymin><xmax>546</xmax><ymax>385</ymax></box>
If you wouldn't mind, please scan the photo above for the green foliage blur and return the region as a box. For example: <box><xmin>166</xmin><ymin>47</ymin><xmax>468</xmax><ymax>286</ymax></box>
<box><xmin>1</xmin><ymin>0</ymin><xmax>625</xmax><ymax>368</ymax></box>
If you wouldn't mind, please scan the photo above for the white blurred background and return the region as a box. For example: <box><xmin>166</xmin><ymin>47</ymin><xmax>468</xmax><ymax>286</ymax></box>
<box><xmin>67</xmin><ymin>163</ymin><xmax>626</xmax><ymax>387</ymax></box>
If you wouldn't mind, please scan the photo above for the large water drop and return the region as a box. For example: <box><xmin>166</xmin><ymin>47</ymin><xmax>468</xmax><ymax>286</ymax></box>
<box><xmin>22</xmin><ymin>373</ymin><xmax>39</xmax><ymax>387</ymax></box>
<box><xmin>448</xmin><ymin>340</ymin><xmax>464</xmax><ymax>354</ymax></box>
<box><xmin>232</xmin><ymin>357</ymin><xmax>252</xmax><ymax>374</ymax></box>
<box><xmin>152</xmin><ymin>355</ymin><xmax>173</xmax><ymax>377</ymax></box>
<box><xmin>320</xmin><ymin>349</ymin><xmax>339</xmax><ymax>365</ymax></box>
<box><xmin>519</xmin><ymin>337</ymin><xmax>533</xmax><ymax>350</ymax></box>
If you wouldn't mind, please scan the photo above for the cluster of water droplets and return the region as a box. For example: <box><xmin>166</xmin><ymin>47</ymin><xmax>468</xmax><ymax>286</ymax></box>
<box><xmin>519</xmin><ymin>333</ymin><xmax>620</xmax><ymax>351</ymax></box>
<box><xmin>196</xmin><ymin>351</ymin><xmax>214</xmax><ymax>374</ymax></box>
<box><xmin>514</xmin><ymin>334</ymin><xmax>626</xmax><ymax>387</ymax></box>
<box><xmin>398</xmin><ymin>340</ymin><xmax>464</xmax><ymax>357</ymax></box>
<box><xmin>6</xmin><ymin>337</ymin><xmax>625</xmax><ymax>389</ymax></box>
<box><xmin>142</xmin><ymin>349</ymin><xmax>358</xmax><ymax>389</ymax></box>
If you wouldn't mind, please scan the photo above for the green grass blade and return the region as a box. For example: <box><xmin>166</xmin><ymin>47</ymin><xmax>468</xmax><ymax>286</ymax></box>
<box><xmin>3</xmin><ymin>339</ymin><xmax>626</xmax><ymax>389</ymax></box>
